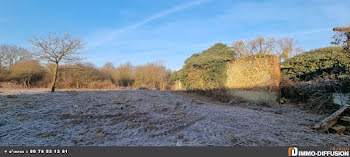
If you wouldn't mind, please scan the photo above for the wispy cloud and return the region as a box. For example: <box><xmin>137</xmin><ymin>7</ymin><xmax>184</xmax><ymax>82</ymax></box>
<box><xmin>89</xmin><ymin>0</ymin><xmax>210</xmax><ymax>49</ymax></box>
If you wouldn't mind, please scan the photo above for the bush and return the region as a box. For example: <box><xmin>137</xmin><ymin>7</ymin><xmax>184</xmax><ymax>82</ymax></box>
<box><xmin>112</xmin><ymin>62</ymin><xmax>134</xmax><ymax>87</ymax></box>
<box><xmin>184</xmin><ymin>43</ymin><xmax>237</xmax><ymax>67</ymax></box>
<box><xmin>0</xmin><ymin>70</ymin><xmax>10</xmax><ymax>82</ymax></box>
<box><xmin>280</xmin><ymin>46</ymin><xmax>350</xmax><ymax>114</ymax></box>
<box><xmin>281</xmin><ymin>76</ymin><xmax>350</xmax><ymax>114</ymax></box>
<box><xmin>87</xmin><ymin>80</ymin><xmax>116</xmax><ymax>89</ymax></box>
<box><xmin>54</xmin><ymin>63</ymin><xmax>108</xmax><ymax>89</ymax></box>
<box><xmin>178</xmin><ymin>43</ymin><xmax>236</xmax><ymax>90</ymax></box>
<box><xmin>133</xmin><ymin>62</ymin><xmax>172</xmax><ymax>90</ymax></box>
<box><xmin>282</xmin><ymin>46</ymin><xmax>350</xmax><ymax>81</ymax></box>
<box><xmin>10</xmin><ymin>60</ymin><xmax>45</xmax><ymax>88</ymax></box>
<box><xmin>100</xmin><ymin>62</ymin><xmax>116</xmax><ymax>83</ymax></box>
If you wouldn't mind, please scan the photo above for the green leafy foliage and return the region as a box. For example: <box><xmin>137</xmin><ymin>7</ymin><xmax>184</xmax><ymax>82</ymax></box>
<box><xmin>184</xmin><ymin>43</ymin><xmax>237</xmax><ymax>68</ymax></box>
<box><xmin>178</xmin><ymin>43</ymin><xmax>236</xmax><ymax>90</ymax></box>
<box><xmin>282</xmin><ymin>46</ymin><xmax>350</xmax><ymax>81</ymax></box>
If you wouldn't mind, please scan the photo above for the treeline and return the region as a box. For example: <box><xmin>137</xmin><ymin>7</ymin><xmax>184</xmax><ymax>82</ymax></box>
<box><xmin>56</xmin><ymin>61</ymin><xmax>173</xmax><ymax>90</ymax></box>
<box><xmin>231</xmin><ymin>36</ymin><xmax>303</xmax><ymax>60</ymax></box>
<box><xmin>0</xmin><ymin>47</ymin><xmax>173</xmax><ymax>89</ymax></box>
<box><xmin>0</xmin><ymin>31</ymin><xmax>175</xmax><ymax>90</ymax></box>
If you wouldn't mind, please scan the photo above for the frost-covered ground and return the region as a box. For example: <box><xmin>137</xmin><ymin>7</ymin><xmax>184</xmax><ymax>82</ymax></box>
<box><xmin>0</xmin><ymin>88</ymin><xmax>349</xmax><ymax>146</ymax></box>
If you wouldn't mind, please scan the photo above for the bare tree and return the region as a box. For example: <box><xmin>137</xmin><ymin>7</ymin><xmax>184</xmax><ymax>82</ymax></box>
<box><xmin>247</xmin><ymin>36</ymin><xmax>276</xmax><ymax>55</ymax></box>
<box><xmin>277</xmin><ymin>38</ymin><xmax>303</xmax><ymax>60</ymax></box>
<box><xmin>0</xmin><ymin>45</ymin><xmax>31</xmax><ymax>69</ymax></box>
<box><xmin>30</xmin><ymin>32</ymin><xmax>85</xmax><ymax>92</ymax></box>
<box><xmin>231</xmin><ymin>40</ymin><xmax>249</xmax><ymax>57</ymax></box>
<box><xmin>133</xmin><ymin>62</ymin><xmax>171</xmax><ymax>90</ymax></box>
<box><xmin>101</xmin><ymin>62</ymin><xmax>115</xmax><ymax>74</ymax></box>
<box><xmin>100</xmin><ymin>62</ymin><xmax>115</xmax><ymax>82</ymax></box>
<box><xmin>231</xmin><ymin>36</ymin><xmax>277</xmax><ymax>57</ymax></box>
<box><xmin>113</xmin><ymin>62</ymin><xmax>134</xmax><ymax>87</ymax></box>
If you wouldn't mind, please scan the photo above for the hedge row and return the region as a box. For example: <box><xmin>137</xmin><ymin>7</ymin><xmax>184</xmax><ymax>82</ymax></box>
<box><xmin>282</xmin><ymin>46</ymin><xmax>350</xmax><ymax>81</ymax></box>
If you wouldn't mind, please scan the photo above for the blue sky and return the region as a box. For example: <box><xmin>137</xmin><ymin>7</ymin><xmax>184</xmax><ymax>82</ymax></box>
<box><xmin>0</xmin><ymin>0</ymin><xmax>349</xmax><ymax>70</ymax></box>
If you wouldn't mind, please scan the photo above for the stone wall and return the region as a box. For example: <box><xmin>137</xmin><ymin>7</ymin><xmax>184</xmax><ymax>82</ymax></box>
<box><xmin>174</xmin><ymin>54</ymin><xmax>281</xmax><ymax>104</ymax></box>
<box><xmin>225</xmin><ymin>55</ymin><xmax>281</xmax><ymax>104</ymax></box>
<box><xmin>226</xmin><ymin>55</ymin><xmax>280</xmax><ymax>92</ymax></box>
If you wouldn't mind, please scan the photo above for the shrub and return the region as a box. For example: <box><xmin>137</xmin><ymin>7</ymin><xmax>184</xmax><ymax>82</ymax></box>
<box><xmin>179</xmin><ymin>43</ymin><xmax>236</xmax><ymax>90</ymax></box>
<box><xmin>100</xmin><ymin>62</ymin><xmax>116</xmax><ymax>83</ymax></box>
<box><xmin>10</xmin><ymin>60</ymin><xmax>45</xmax><ymax>88</ymax></box>
<box><xmin>282</xmin><ymin>46</ymin><xmax>350</xmax><ymax>81</ymax></box>
<box><xmin>112</xmin><ymin>62</ymin><xmax>134</xmax><ymax>87</ymax></box>
<box><xmin>87</xmin><ymin>80</ymin><xmax>116</xmax><ymax>89</ymax></box>
<box><xmin>281</xmin><ymin>76</ymin><xmax>350</xmax><ymax>114</ymax></box>
<box><xmin>55</xmin><ymin>63</ymin><xmax>107</xmax><ymax>89</ymax></box>
<box><xmin>0</xmin><ymin>70</ymin><xmax>10</xmax><ymax>82</ymax></box>
<box><xmin>133</xmin><ymin>62</ymin><xmax>172</xmax><ymax>90</ymax></box>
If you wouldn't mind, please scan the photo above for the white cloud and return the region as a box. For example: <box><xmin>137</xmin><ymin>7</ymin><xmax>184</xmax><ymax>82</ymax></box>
<box><xmin>88</xmin><ymin>0</ymin><xmax>210</xmax><ymax>49</ymax></box>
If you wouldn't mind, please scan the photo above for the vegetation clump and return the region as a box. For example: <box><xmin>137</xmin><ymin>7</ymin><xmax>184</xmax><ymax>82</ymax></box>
<box><xmin>177</xmin><ymin>43</ymin><xmax>236</xmax><ymax>90</ymax></box>
<box><xmin>279</xmin><ymin>25</ymin><xmax>350</xmax><ymax>114</ymax></box>
<box><xmin>280</xmin><ymin>46</ymin><xmax>350</xmax><ymax>114</ymax></box>
<box><xmin>282</xmin><ymin>46</ymin><xmax>350</xmax><ymax>81</ymax></box>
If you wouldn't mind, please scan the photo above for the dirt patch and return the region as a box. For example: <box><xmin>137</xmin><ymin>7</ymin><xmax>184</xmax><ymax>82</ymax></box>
<box><xmin>0</xmin><ymin>88</ymin><xmax>349</xmax><ymax>146</ymax></box>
